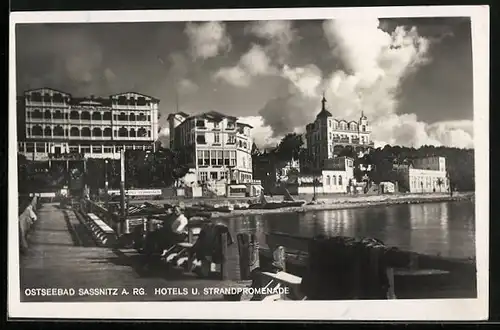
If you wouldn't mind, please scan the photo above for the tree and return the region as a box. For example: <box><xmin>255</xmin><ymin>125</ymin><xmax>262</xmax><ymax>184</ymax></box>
<box><xmin>274</xmin><ymin>133</ymin><xmax>304</xmax><ymax>161</ymax></box>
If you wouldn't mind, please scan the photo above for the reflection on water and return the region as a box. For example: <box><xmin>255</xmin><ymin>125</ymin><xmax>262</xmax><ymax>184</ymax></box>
<box><xmin>223</xmin><ymin>201</ymin><xmax>475</xmax><ymax>259</ymax></box>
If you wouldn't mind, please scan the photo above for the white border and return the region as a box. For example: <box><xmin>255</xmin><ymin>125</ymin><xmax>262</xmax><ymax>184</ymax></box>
<box><xmin>8</xmin><ymin>6</ymin><xmax>490</xmax><ymax>321</ymax></box>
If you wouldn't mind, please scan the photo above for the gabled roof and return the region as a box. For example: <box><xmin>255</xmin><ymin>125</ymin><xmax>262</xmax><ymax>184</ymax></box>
<box><xmin>24</xmin><ymin>87</ymin><xmax>71</xmax><ymax>97</ymax></box>
<box><xmin>108</xmin><ymin>92</ymin><xmax>160</xmax><ymax>102</ymax></box>
<box><xmin>237</xmin><ymin>122</ymin><xmax>253</xmax><ymax>129</ymax></box>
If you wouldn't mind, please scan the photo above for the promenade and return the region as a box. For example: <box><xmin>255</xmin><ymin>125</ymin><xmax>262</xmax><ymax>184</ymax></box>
<box><xmin>19</xmin><ymin>204</ymin><xmax>241</xmax><ymax>302</ymax></box>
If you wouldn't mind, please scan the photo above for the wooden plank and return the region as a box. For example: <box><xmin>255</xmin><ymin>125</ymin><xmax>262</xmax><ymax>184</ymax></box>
<box><xmin>261</xmin><ymin>271</ymin><xmax>302</xmax><ymax>285</ymax></box>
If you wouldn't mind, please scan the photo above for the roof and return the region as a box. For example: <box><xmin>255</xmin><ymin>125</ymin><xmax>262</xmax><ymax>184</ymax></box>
<box><xmin>316</xmin><ymin>108</ymin><xmax>333</xmax><ymax>118</ymax></box>
<box><xmin>237</xmin><ymin>122</ymin><xmax>253</xmax><ymax>129</ymax></box>
<box><xmin>167</xmin><ymin>112</ymin><xmax>190</xmax><ymax>120</ymax></box>
<box><xmin>108</xmin><ymin>92</ymin><xmax>160</xmax><ymax>102</ymax></box>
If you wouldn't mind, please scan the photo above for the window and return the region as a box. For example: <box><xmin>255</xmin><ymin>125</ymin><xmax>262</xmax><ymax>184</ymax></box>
<box><xmin>332</xmin><ymin>175</ymin><xmax>337</xmax><ymax>185</ymax></box>
<box><xmin>103</xmin><ymin>128</ymin><xmax>112</xmax><ymax>137</ymax></box>
<box><xmin>230</xmin><ymin>151</ymin><xmax>236</xmax><ymax>167</ymax></box>
<box><xmin>138</xmin><ymin>113</ymin><xmax>146</xmax><ymax>121</ymax></box>
<box><xmin>211</xmin><ymin>151</ymin><xmax>217</xmax><ymax>165</ymax></box>
<box><xmin>32</xmin><ymin>125</ymin><xmax>43</xmax><ymax>136</ymax></box>
<box><xmin>203</xmin><ymin>151</ymin><xmax>210</xmax><ymax>166</ymax></box>
<box><xmin>53</xmin><ymin>94</ymin><xmax>63</xmax><ymax>103</ymax></box>
<box><xmin>129</xmin><ymin>129</ymin><xmax>136</xmax><ymax>137</ymax></box>
<box><xmin>214</xmin><ymin>133</ymin><xmax>220</xmax><ymax>144</ymax></box>
<box><xmin>138</xmin><ymin>128</ymin><xmax>147</xmax><ymax>137</ymax></box>
<box><xmin>196</xmin><ymin>134</ymin><xmax>206</xmax><ymax>144</ymax></box>
<box><xmin>92</xmin><ymin>112</ymin><xmax>102</xmax><ymax>121</ymax></box>
<box><xmin>43</xmin><ymin>127</ymin><xmax>52</xmax><ymax>137</ymax></box>
<box><xmin>118</xmin><ymin>112</ymin><xmax>127</xmax><ymax>121</ymax></box>
<box><xmin>36</xmin><ymin>143</ymin><xmax>45</xmax><ymax>152</ymax></box>
<box><xmin>224</xmin><ymin>151</ymin><xmax>230</xmax><ymax>166</ymax></box>
<box><xmin>326</xmin><ymin>176</ymin><xmax>330</xmax><ymax>185</ymax></box>
<box><xmin>118</xmin><ymin>96</ymin><xmax>127</xmax><ymax>106</ymax></box>
<box><xmin>93</xmin><ymin>127</ymin><xmax>102</xmax><ymax>137</ymax></box>
<box><xmin>128</xmin><ymin>98</ymin><xmax>136</xmax><ymax>106</ymax></box>
<box><xmin>92</xmin><ymin>146</ymin><xmax>102</xmax><ymax>153</ymax></box>
<box><xmin>81</xmin><ymin>111</ymin><xmax>90</xmax><ymax>120</ymax></box>
<box><xmin>103</xmin><ymin>112</ymin><xmax>112</xmax><ymax>120</ymax></box>
<box><xmin>103</xmin><ymin>147</ymin><xmax>113</xmax><ymax>153</ymax></box>
<box><xmin>197</xmin><ymin>151</ymin><xmax>204</xmax><ymax>165</ymax></box>
<box><xmin>362</xmin><ymin>125</ymin><xmax>366</xmax><ymax>132</ymax></box>
<box><xmin>148</xmin><ymin>115</ymin><xmax>151</xmax><ymax>121</ymax></box>
<box><xmin>217</xmin><ymin>151</ymin><xmax>223</xmax><ymax>166</ymax></box>
<box><xmin>31</xmin><ymin>93</ymin><xmax>42</xmax><ymax>102</ymax></box>
<box><xmin>43</xmin><ymin>94</ymin><xmax>51</xmax><ymax>103</ymax></box>
<box><xmin>53</xmin><ymin>126</ymin><xmax>64</xmax><ymax>136</ymax></box>
<box><xmin>18</xmin><ymin>143</ymin><xmax>25</xmax><ymax>152</ymax></box>
<box><xmin>214</xmin><ymin>122</ymin><xmax>220</xmax><ymax>129</ymax></box>
<box><xmin>53</xmin><ymin>111</ymin><xmax>63</xmax><ymax>119</ymax></box>
<box><xmin>32</xmin><ymin>109</ymin><xmax>42</xmax><ymax>119</ymax></box>
<box><xmin>129</xmin><ymin>113</ymin><xmax>136</xmax><ymax>121</ymax></box>
<box><xmin>119</xmin><ymin>127</ymin><xmax>128</xmax><ymax>137</ymax></box>
<box><xmin>26</xmin><ymin>143</ymin><xmax>34</xmax><ymax>152</ymax></box>
<box><xmin>44</xmin><ymin>110</ymin><xmax>52</xmax><ymax>119</ymax></box>
<box><xmin>227</xmin><ymin>134</ymin><xmax>236</xmax><ymax>144</ymax></box>
<box><xmin>196</xmin><ymin>120</ymin><xmax>205</xmax><ymax>128</ymax></box>
<box><xmin>81</xmin><ymin>127</ymin><xmax>91</xmax><ymax>137</ymax></box>
<box><xmin>200</xmin><ymin>172</ymin><xmax>208</xmax><ymax>182</ymax></box>
<box><xmin>137</xmin><ymin>97</ymin><xmax>146</xmax><ymax>106</ymax></box>
<box><xmin>338</xmin><ymin>176</ymin><xmax>343</xmax><ymax>185</ymax></box>
<box><xmin>69</xmin><ymin>146</ymin><xmax>79</xmax><ymax>153</ymax></box>
<box><xmin>227</xmin><ymin>121</ymin><xmax>235</xmax><ymax>129</ymax></box>
<box><xmin>81</xmin><ymin>145</ymin><xmax>91</xmax><ymax>153</ymax></box>
<box><xmin>210</xmin><ymin>172</ymin><xmax>218</xmax><ymax>180</ymax></box>
<box><xmin>70</xmin><ymin>111</ymin><xmax>79</xmax><ymax>120</ymax></box>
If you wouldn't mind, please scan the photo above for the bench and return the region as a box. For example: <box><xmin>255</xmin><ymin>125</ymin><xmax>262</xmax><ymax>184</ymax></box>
<box><xmin>86</xmin><ymin>212</ymin><xmax>117</xmax><ymax>246</ymax></box>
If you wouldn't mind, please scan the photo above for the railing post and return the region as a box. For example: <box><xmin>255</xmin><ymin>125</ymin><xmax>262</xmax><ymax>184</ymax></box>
<box><xmin>272</xmin><ymin>246</ymin><xmax>286</xmax><ymax>272</ymax></box>
<box><xmin>220</xmin><ymin>232</ymin><xmax>229</xmax><ymax>281</ymax></box>
<box><xmin>237</xmin><ymin>232</ymin><xmax>260</xmax><ymax>280</ymax></box>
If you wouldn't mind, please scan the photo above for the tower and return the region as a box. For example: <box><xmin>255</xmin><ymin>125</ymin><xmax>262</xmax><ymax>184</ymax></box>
<box><xmin>359</xmin><ymin>111</ymin><xmax>368</xmax><ymax>132</ymax></box>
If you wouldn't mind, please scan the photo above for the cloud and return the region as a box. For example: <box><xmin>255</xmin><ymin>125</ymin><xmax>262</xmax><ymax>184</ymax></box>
<box><xmin>245</xmin><ymin>20</ymin><xmax>297</xmax><ymax>64</ymax></box>
<box><xmin>213</xmin><ymin>66</ymin><xmax>252</xmax><ymax>87</ymax></box>
<box><xmin>249</xmin><ymin>18</ymin><xmax>473</xmax><ymax>149</ymax></box>
<box><xmin>185</xmin><ymin>22</ymin><xmax>231</xmax><ymax>60</ymax></box>
<box><xmin>177</xmin><ymin>78</ymin><xmax>198</xmax><ymax>94</ymax></box>
<box><xmin>238</xmin><ymin>116</ymin><xmax>282</xmax><ymax>149</ymax></box>
<box><xmin>213</xmin><ymin>44</ymin><xmax>275</xmax><ymax>86</ymax></box>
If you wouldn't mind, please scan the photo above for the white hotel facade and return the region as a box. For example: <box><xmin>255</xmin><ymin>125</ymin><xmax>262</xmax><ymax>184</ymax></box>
<box><xmin>305</xmin><ymin>96</ymin><xmax>374</xmax><ymax>172</ymax></box>
<box><xmin>17</xmin><ymin>88</ymin><xmax>160</xmax><ymax>161</ymax></box>
<box><xmin>167</xmin><ymin>111</ymin><xmax>253</xmax><ymax>185</ymax></box>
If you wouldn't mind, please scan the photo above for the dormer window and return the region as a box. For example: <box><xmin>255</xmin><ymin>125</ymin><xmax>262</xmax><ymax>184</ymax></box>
<box><xmin>196</xmin><ymin>120</ymin><xmax>205</xmax><ymax>128</ymax></box>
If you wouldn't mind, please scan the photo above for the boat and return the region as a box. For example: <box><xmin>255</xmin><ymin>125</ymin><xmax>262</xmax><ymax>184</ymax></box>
<box><xmin>249</xmin><ymin>190</ymin><xmax>306</xmax><ymax>209</ymax></box>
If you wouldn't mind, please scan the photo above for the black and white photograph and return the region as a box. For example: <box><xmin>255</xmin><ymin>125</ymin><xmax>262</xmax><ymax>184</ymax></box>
<box><xmin>9</xmin><ymin>6</ymin><xmax>489</xmax><ymax>321</ymax></box>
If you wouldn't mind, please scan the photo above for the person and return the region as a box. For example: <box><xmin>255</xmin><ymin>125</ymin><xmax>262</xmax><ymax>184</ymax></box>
<box><xmin>159</xmin><ymin>205</ymin><xmax>189</xmax><ymax>257</ymax></box>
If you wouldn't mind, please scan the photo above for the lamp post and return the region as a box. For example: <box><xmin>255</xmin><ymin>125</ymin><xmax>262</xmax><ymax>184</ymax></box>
<box><xmin>104</xmin><ymin>159</ymin><xmax>109</xmax><ymax>209</ymax></box>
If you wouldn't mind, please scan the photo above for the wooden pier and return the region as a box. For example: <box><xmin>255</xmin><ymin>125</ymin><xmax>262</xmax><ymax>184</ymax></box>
<box><xmin>19</xmin><ymin>197</ymin><xmax>477</xmax><ymax>302</ymax></box>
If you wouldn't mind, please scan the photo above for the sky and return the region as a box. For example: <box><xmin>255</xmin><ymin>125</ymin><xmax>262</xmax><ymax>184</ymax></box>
<box><xmin>15</xmin><ymin>17</ymin><xmax>474</xmax><ymax>149</ymax></box>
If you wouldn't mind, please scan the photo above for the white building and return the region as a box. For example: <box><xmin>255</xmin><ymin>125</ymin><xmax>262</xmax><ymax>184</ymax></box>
<box><xmin>17</xmin><ymin>88</ymin><xmax>160</xmax><ymax>161</ymax></box>
<box><xmin>394</xmin><ymin>156</ymin><xmax>449</xmax><ymax>193</ymax></box>
<box><xmin>292</xmin><ymin>156</ymin><xmax>355</xmax><ymax>195</ymax></box>
<box><xmin>167</xmin><ymin>111</ymin><xmax>253</xmax><ymax>185</ymax></box>
<box><xmin>305</xmin><ymin>96</ymin><xmax>373</xmax><ymax>171</ymax></box>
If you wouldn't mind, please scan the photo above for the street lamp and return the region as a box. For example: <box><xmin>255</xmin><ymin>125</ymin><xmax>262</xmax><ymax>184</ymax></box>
<box><xmin>104</xmin><ymin>159</ymin><xmax>109</xmax><ymax>209</ymax></box>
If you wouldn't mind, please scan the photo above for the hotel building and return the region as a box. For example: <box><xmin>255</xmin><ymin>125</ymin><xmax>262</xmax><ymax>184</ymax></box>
<box><xmin>17</xmin><ymin>88</ymin><xmax>160</xmax><ymax>161</ymax></box>
<box><xmin>393</xmin><ymin>156</ymin><xmax>449</xmax><ymax>193</ymax></box>
<box><xmin>167</xmin><ymin>111</ymin><xmax>253</xmax><ymax>185</ymax></box>
<box><xmin>305</xmin><ymin>96</ymin><xmax>374</xmax><ymax>172</ymax></box>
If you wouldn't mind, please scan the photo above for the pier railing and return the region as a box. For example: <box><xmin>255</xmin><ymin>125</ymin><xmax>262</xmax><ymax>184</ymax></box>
<box><xmin>19</xmin><ymin>195</ymin><xmax>39</xmax><ymax>253</ymax></box>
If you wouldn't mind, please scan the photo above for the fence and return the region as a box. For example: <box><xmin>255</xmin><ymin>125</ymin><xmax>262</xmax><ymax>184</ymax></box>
<box><xmin>19</xmin><ymin>196</ymin><xmax>39</xmax><ymax>253</ymax></box>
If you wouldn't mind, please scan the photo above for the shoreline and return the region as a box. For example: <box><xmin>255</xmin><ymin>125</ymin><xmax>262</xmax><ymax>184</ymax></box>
<box><xmin>210</xmin><ymin>192</ymin><xmax>474</xmax><ymax>219</ymax></box>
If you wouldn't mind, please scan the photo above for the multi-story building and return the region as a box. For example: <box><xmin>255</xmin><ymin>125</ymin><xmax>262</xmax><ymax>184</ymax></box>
<box><xmin>393</xmin><ymin>156</ymin><xmax>449</xmax><ymax>193</ymax></box>
<box><xmin>167</xmin><ymin>111</ymin><xmax>253</xmax><ymax>185</ymax></box>
<box><xmin>17</xmin><ymin>88</ymin><xmax>160</xmax><ymax>161</ymax></box>
<box><xmin>305</xmin><ymin>96</ymin><xmax>374</xmax><ymax>172</ymax></box>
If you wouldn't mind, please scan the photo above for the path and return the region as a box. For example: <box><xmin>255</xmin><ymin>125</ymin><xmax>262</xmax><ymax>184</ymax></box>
<box><xmin>20</xmin><ymin>204</ymin><xmax>242</xmax><ymax>302</ymax></box>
